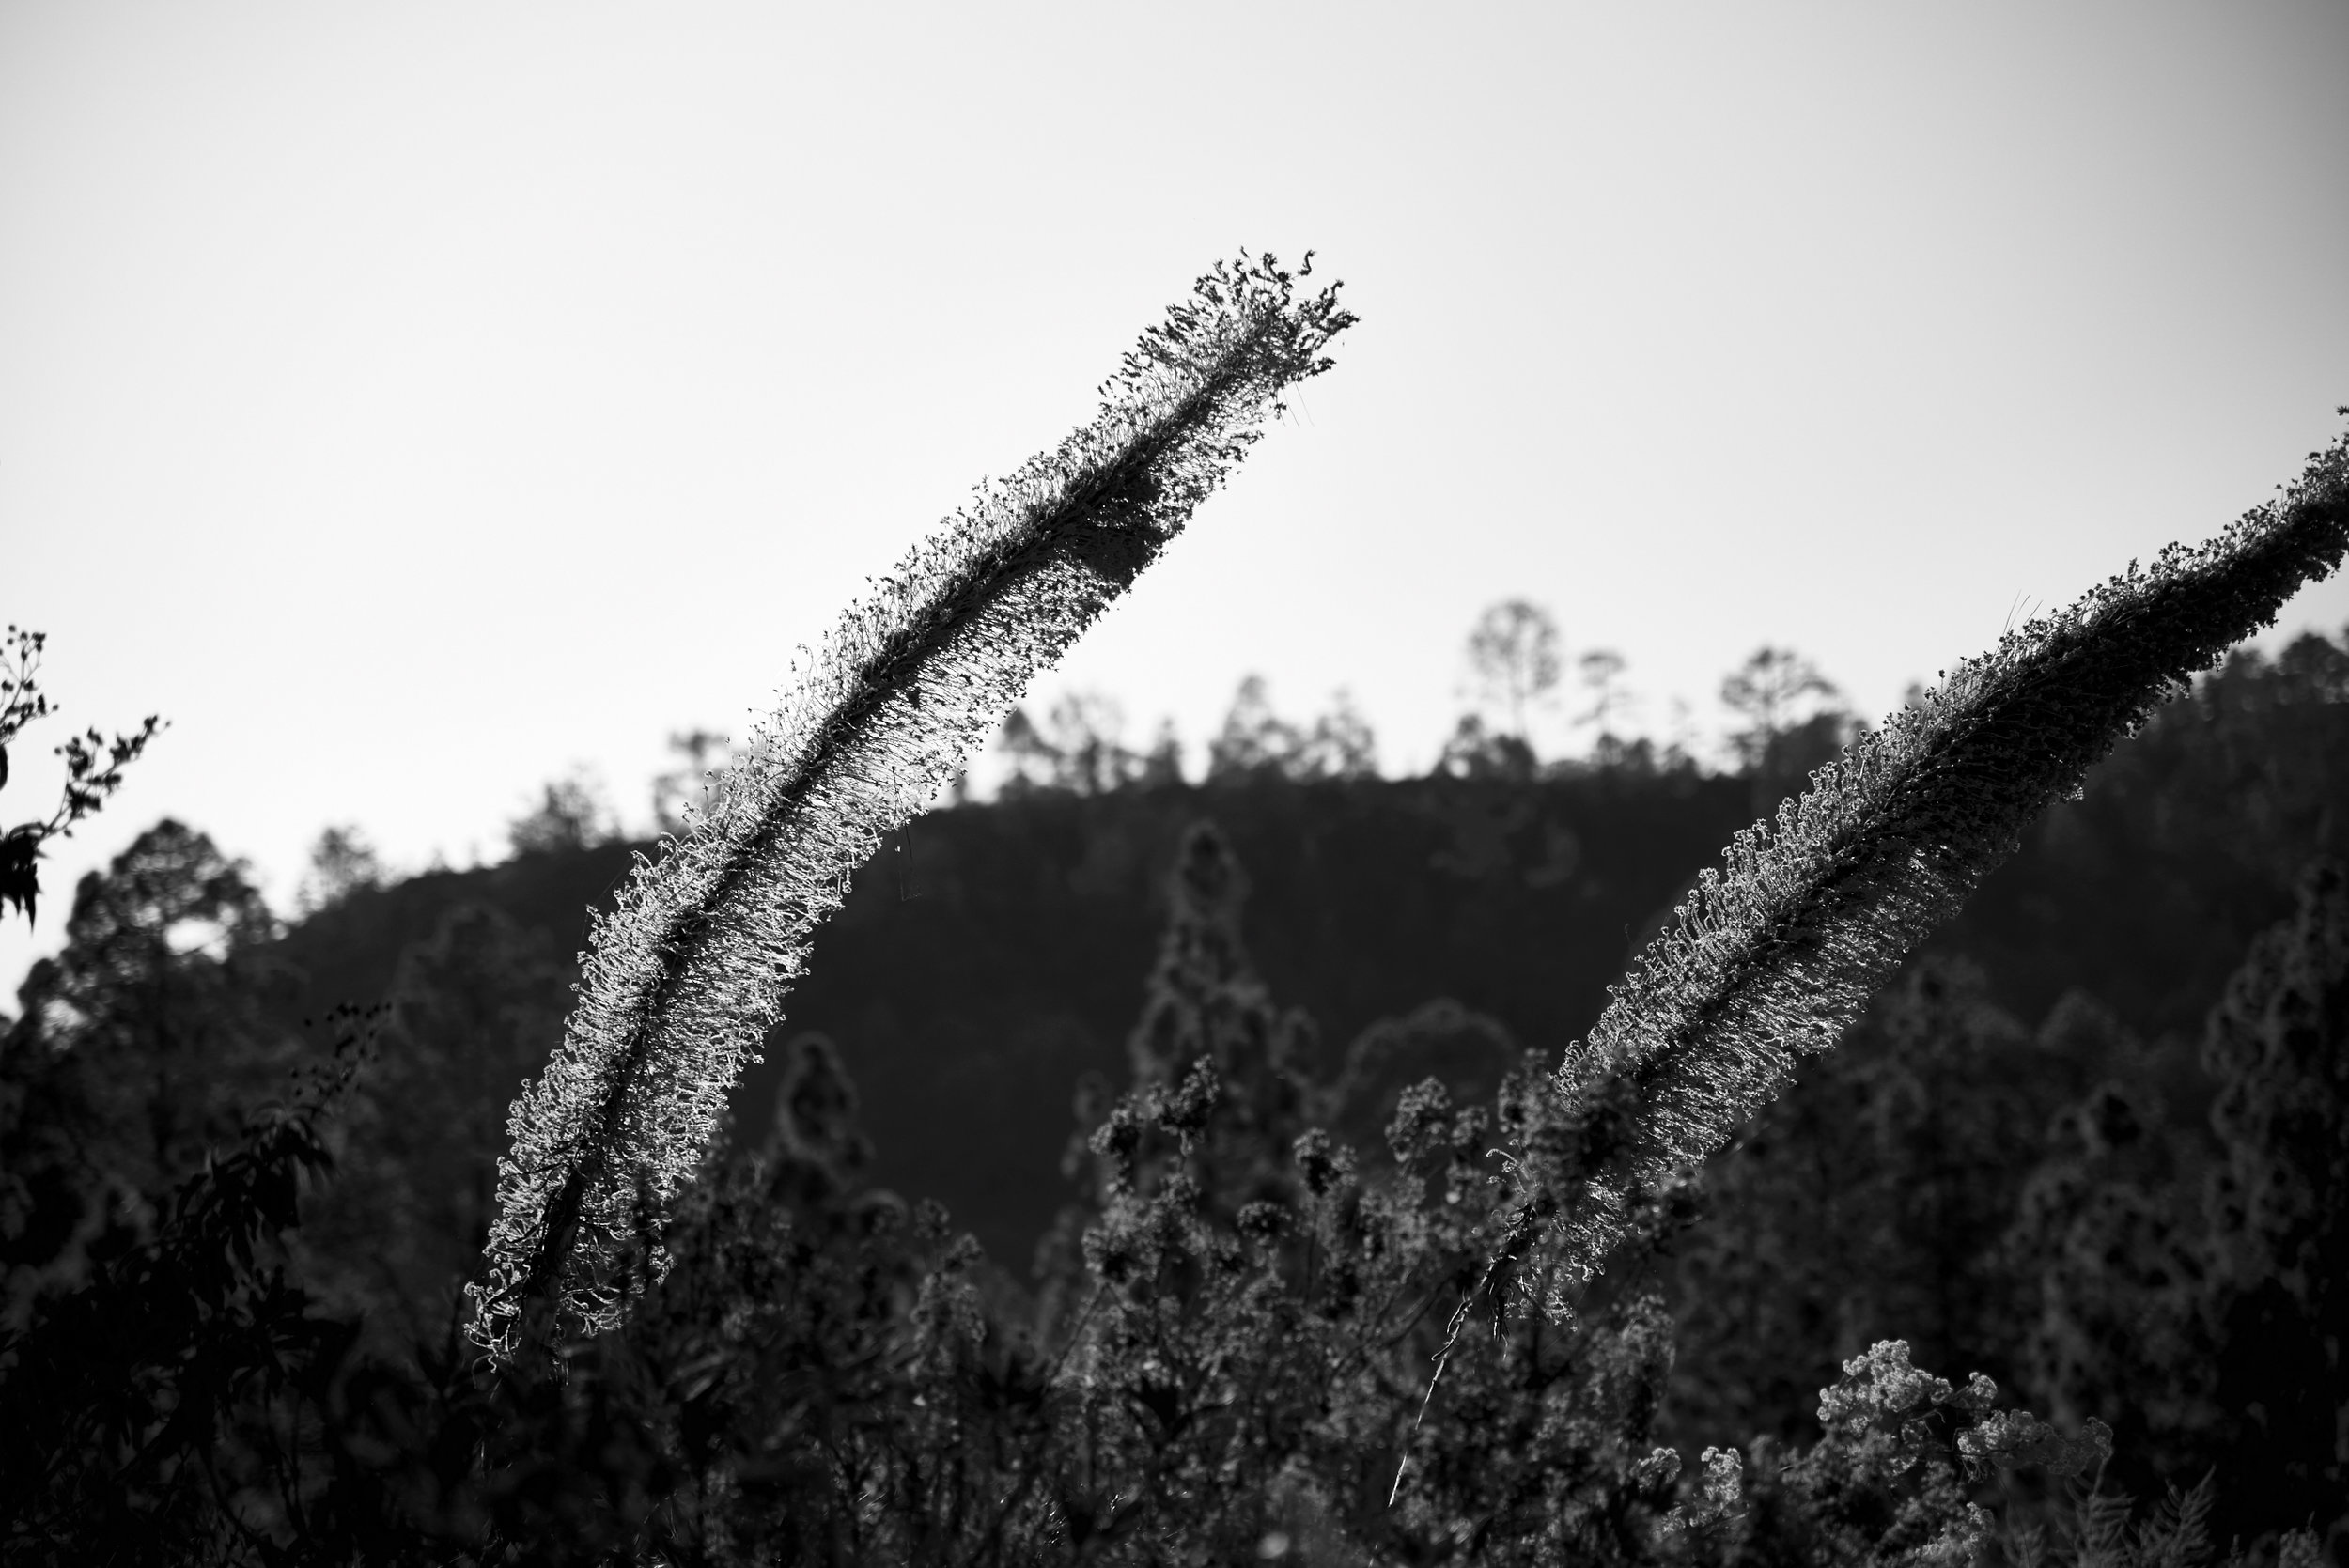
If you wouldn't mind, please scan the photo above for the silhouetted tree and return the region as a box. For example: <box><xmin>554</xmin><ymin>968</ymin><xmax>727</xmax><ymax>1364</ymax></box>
<box><xmin>1206</xmin><ymin>675</ymin><xmax>1303</xmax><ymax>780</ymax></box>
<box><xmin>0</xmin><ymin>821</ymin><xmax>298</xmax><ymax>1328</ymax></box>
<box><xmin>1579</xmin><ymin>647</ymin><xmax>1645</xmax><ymax>766</ymax></box>
<box><xmin>2196</xmin><ymin>858</ymin><xmax>2349</xmax><ymax>1549</ymax></box>
<box><xmin>294</xmin><ymin>823</ymin><xmax>386</xmax><ymax>917</ymax></box>
<box><xmin>1000</xmin><ymin>691</ymin><xmax>1165</xmax><ymax>795</ymax></box>
<box><xmin>1435</xmin><ymin>712</ymin><xmax>1537</xmax><ymax>780</ymax></box>
<box><xmin>1299</xmin><ymin>689</ymin><xmax>1378</xmax><ymax>780</ymax></box>
<box><xmin>1719</xmin><ymin>645</ymin><xmax>1863</xmax><ymax>812</ymax></box>
<box><xmin>1467</xmin><ymin>598</ymin><xmax>1563</xmax><ymax>744</ymax></box>
<box><xmin>1841</xmin><ymin>960</ymin><xmax>2052</xmax><ymax>1395</ymax></box>
<box><xmin>1719</xmin><ymin>645</ymin><xmax>1841</xmax><ymax>772</ymax></box>
<box><xmin>1035</xmin><ymin>819</ymin><xmax>1317</xmax><ymax>1265</ymax></box>
<box><xmin>506</xmin><ymin>767</ymin><xmax>616</xmax><ymax>857</ymax></box>
<box><xmin>1206</xmin><ymin>675</ymin><xmax>1377</xmax><ymax>783</ymax></box>
<box><xmin>2002</xmin><ymin>996</ymin><xmax>2220</xmax><ymax>1505</ymax></box>
<box><xmin>1138</xmin><ymin>719</ymin><xmax>1185</xmax><ymax>788</ymax></box>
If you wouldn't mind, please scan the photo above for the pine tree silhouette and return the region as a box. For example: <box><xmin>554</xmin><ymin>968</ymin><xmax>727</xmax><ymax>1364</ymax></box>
<box><xmin>2002</xmin><ymin>998</ymin><xmax>2219</xmax><ymax>1507</ymax></box>
<box><xmin>2197</xmin><ymin>858</ymin><xmax>2349</xmax><ymax>1548</ymax></box>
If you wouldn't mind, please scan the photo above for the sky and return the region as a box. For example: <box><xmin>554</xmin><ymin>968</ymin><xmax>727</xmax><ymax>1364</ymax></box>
<box><xmin>4</xmin><ymin>0</ymin><xmax>2346</xmax><ymax>996</ymax></box>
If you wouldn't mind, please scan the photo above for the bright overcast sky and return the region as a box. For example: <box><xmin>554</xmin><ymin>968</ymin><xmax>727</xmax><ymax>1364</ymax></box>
<box><xmin>5</xmin><ymin>1</ymin><xmax>2346</xmax><ymax>994</ymax></box>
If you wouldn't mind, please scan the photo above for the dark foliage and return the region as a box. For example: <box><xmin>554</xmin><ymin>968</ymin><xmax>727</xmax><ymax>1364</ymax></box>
<box><xmin>2196</xmin><ymin>858</ymin><xmax>2349</xmax><ymax>1549</ymax></box>
<box><xmin>261</xmin><ymin>770</ymin><xmax>1758</xmax><ymax>1266</ymax></box>
<box><xmin>1</xmin><ymin>823</ymin><xmax>302</xmax><ymax>1331</ymax></box>
<box><xmin>296</xmin><ymin>900</ymin><xmax>572</xmax><ymax>1346</ymax></box>
<box><xmin>0</xmin><ymin>1010</ymin><xmax>372</xmax><ymax>1564</ymax></box>
<box><xmin>5</xmin><ymin>626</ymin><xmax>2346</xmax><ymax>1561</ymax></box>
<box><xmin>1942</xmin><ymin>632</ymin><xmax>2349</xmax><ymax>1043</ymax></box>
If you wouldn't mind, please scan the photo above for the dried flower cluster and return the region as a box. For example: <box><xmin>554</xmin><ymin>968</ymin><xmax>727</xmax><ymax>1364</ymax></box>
<box><xmin>470</xmin><ymin>254</ymin><xmax>1355</xmax><ymax>1358</ymax></box>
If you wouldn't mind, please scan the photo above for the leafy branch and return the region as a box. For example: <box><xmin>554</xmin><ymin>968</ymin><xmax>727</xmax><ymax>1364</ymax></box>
<box><xmin>0</xmin><ymin>624</ymin><xmax>165</xmax><ymax>925</ymax></box>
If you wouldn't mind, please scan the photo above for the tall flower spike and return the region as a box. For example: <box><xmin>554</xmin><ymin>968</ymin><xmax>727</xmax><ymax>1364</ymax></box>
<box><xmin>470</xmin><ymin>253</ymin><xmax>1354</xmax><ymax>1361</ymax></box>
<box><xmin>1497</xmin><ymin>421</ymin><xmax>2349</xmax><ymax>1312</ymax></box>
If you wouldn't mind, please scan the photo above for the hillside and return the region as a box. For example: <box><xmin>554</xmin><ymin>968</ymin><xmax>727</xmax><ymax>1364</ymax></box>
<box><xmin>266</xmin><ymin>631</ymin><xmax>2349</xmax><ymax>1268</ymax></box>
<box><xmin>272</xmin><ymin>769</ymin><xmax>1755</xmax><ymax>1265</ymax></box>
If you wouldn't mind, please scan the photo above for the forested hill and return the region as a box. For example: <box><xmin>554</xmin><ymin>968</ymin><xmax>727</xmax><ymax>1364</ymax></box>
<box><xmin>262</xmin><ymin>631</ymin><xmax>2349</xmax><ymax>1268</ymax></box>
<box><xmin>269</xmin><ymin>768</ymin><xmax>1755</xmax><ymax>1265</ymax></box>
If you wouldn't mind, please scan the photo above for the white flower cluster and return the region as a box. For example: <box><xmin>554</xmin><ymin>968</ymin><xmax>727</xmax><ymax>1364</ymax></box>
<box><xmin>1513</xmin><ymin>423</ymin><xmax>2349</xmax><ymax>1300</ymax></box>
<box><xmin>469</xmin><ymin>254</ymin><xmax>1355</xmax><ymax>1361</ymax></box>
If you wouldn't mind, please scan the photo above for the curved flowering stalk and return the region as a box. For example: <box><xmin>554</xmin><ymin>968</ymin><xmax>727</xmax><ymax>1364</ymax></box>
<box><xmin>1491</xmin><ymin>421</ymin><xmax>2349</xmax><ymax>1315</ymax></box>
<box><xmin>469</xmin><ymin>253</ymin><xmax>1354</xmax><ymax>1360</ymax></box>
